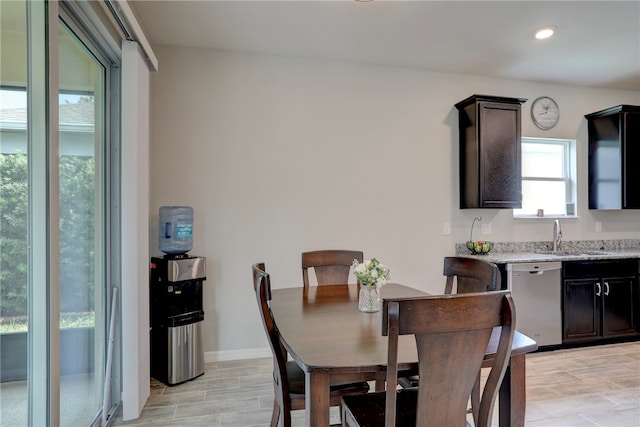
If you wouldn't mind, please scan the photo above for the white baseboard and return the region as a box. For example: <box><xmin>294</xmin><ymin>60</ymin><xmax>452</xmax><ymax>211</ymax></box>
<box><xmin>204</xmin><ymin>347</ymin><xmax>271</xmax><ymax>363</ymax></box>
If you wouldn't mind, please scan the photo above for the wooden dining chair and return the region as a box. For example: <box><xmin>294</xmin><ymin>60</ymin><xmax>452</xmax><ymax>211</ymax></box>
<box><xmin>341</xmin><ymin>290</ymin><xmax>515</xmax><ymax>427</ymax></box>
<box><xmin>399</xmin><ymin>256</ymin><xmax>502</xmax><ymax>422</ymax></box>
<box><xmin>301</xmin><ymin>250</ymin><xmax>363</xmax><ymax>287</ymax></box>
<box><xmin>252</xmin><ymin>263</ymin><xmax>369</xmax><ymax>427</ymax></box>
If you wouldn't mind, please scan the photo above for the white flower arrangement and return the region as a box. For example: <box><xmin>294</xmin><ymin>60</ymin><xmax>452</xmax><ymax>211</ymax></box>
<box><xmin>352</xmin><ymin>258</ymin><xmax>390</xmax><ymax>287</ymax></box>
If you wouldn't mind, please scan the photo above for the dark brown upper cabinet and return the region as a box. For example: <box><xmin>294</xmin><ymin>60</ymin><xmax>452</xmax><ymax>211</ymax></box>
<box><xmin>455</xmin><ymin>95</ymin><xmax>527</xmax><ymax>209</ymax></box>
<box><xmin>585</xmin><ymin>105</ymin><xmax>640</xmax><ymax>210</ymax></box>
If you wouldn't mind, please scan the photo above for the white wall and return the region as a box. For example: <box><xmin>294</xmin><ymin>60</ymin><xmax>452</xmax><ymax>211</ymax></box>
<box><xmin>149</xmin><ymin>46</ymin><xmax>640</xmax><ymax>358</ymax></box>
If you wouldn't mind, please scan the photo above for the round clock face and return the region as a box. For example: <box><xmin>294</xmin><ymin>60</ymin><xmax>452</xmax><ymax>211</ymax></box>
<box><xmin>531</xmin><ymin>96</ymin><xmax>559</xmax><ymax>130</ymax></box>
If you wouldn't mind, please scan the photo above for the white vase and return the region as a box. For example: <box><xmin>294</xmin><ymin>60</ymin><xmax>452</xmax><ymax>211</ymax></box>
<box><xmin>358</xmin><ymin>284</ymin><xmax>381</xmax><ymax>312</ymax></box>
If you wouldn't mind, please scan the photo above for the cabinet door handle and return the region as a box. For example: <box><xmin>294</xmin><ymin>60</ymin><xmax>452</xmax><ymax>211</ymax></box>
<box><xmin>596</xmin><ymin>282</ymin><xmax>601</xmax><ymax>296</ymax></box>
<box><xmin>604</xmin><ymin>282</ymin><xmax>610</xmax><ymax>296</ymax></box>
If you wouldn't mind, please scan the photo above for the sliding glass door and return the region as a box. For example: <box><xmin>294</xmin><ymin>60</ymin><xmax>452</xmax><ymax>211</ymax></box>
<box><xmin>0</xmin><ymin>1</ymin><xmax>119</xmax><ymax>425</ymax></box>
<box><xmin>57</xmin><ymin>16</ymin><xmax>108</xmax><ymax>427</ymax></box>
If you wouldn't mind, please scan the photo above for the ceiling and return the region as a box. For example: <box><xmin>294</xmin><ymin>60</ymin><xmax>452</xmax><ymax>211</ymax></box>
<box><xmin>130</xmin><ymin>1</ymin><xmax>640</xmax><ymax>91</ymax></box>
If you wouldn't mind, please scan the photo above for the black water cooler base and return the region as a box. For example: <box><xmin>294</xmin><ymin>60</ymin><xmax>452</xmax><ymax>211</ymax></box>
<box><xmin>150</xmin><ymin>256</ymin><xmax>206</xmax><ymax>386</ymax></box>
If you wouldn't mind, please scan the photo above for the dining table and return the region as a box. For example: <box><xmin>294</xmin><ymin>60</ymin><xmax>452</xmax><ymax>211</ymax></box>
<box><xmin>269</xmin><ymin>282</ymin><xmax>538</xmax><ymax>427</ymax></box>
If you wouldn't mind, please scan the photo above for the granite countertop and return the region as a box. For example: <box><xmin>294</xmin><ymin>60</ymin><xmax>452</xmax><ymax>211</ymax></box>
<box><xmin>455</xmin><ymin>239</ymin><xmax>640</xmax><ymax>264</ymax></box>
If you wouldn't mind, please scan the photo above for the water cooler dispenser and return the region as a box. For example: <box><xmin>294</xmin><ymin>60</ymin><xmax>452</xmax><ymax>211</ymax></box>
<box><xmin>150</xmin><ymin>255</ymin><xmax>206</xmax><ymax>385</ymax></box>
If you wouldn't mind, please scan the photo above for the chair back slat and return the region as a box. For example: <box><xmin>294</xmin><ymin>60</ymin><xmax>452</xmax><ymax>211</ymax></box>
<box><xmin>414</xmin><ymin>329</ymin><xmax>493</xmax><ymax>425</ymax></box>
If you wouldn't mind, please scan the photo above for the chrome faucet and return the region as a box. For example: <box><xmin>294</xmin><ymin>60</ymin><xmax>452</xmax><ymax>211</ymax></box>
<box><xmin>552</xmin><ymin>219</ymin><xmax>562</xmax><ymax>252</ymax></box>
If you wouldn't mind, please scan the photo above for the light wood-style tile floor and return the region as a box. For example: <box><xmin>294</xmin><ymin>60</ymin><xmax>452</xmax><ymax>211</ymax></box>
<box><xmin>112</xmin><ymin>341</ymin><xmax>640</xmax><ymax>427</ymax></box>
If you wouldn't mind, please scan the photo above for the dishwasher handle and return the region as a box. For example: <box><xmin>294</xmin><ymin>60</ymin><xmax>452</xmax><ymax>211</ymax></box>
<box><xmin>512</xmin><ymin>269</ymin><xmax>555</xmax><ymax>277</ymax></box>
<box><xmin>507</xmin><ymin>262</ymin><xmax>562</xmax><ymax>274</ymax></box>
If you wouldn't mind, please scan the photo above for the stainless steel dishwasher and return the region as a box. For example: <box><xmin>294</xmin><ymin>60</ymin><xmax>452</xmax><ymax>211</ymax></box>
<box><xmin>507</xmin><ymin>262</ymin><xmax>562</xmax><ymax>346</ymax></box>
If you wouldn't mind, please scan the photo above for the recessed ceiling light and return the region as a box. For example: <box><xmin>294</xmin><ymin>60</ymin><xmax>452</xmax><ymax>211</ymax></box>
<box><xmin>535</xmin><ymin>26</ymin><xmax>556</xmax><ymax>40</ymax></box>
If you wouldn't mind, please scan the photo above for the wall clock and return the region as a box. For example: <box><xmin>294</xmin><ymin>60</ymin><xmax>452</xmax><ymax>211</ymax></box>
<box><xmin>531</xmin><ymin>96</ymin><xmax>559</xmax><ymax>130</ymax></box>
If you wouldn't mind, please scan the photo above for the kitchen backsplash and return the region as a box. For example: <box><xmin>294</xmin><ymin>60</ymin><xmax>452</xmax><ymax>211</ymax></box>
<box><xmin>455</xmin><ymin>239</ymin><xmax>640</xmax><ymax>255</ymax></box>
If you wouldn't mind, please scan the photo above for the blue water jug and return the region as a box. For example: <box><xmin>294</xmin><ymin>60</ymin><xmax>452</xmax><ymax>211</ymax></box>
<box><xmin>159</xmin><ymin>206</ymin><xmax>193</xmax><ymax>255</ymax></box>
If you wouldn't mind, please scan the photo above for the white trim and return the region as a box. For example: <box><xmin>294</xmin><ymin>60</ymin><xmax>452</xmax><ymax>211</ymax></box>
<box><xmin>515</xmin><ymin>137</ymin><xmax>577</xmax><ymax>218</ymax></box>
<box><xmin>204</xmin><ymin>347</ymin><xmax>272</xmax><ymax>363</ymax></box>
<box><xmin>120</xmin><ymin>40</ymin><xmax>151</xmax><ymax>421</ymax></box>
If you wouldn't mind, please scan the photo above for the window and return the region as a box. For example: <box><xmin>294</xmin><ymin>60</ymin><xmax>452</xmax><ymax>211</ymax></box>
<box><xmin>513</xmin><ymin>137</ymin><xmax>577</xmax><ymax>218</ymax></box>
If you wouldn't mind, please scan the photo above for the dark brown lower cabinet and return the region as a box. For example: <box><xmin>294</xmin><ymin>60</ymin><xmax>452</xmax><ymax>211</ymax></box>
<box><xmin>563</xmin><ymin>278</ymin><xmax>600</xmax><ymax>341</ymax></box>
<box><xmin>563</xmin><ymin>260</ymin><xmax>639</xmax><ymax>343</ymax></box>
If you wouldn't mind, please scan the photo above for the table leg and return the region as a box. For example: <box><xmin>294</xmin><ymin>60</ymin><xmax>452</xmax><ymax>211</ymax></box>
<box><xmin>499</xmin><ymin>353</ymin><xmax>526</xmax><ymax>427</ymax></box>
<box><xmin>305</xmin><ymin>370</ymin><xmax>331</xmax><ymax>427</ymax></box>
